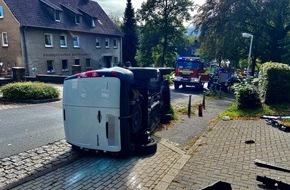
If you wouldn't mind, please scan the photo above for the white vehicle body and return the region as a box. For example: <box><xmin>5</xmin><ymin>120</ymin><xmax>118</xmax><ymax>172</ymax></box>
<box><xmin>63</xmin><ymin>77</ymin><xmax>121</xmax><ymax>152</ymax></box>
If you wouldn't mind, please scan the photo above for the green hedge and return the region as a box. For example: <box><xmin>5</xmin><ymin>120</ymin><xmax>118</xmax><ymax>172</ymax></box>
<box><xmin>258</xmin><ymin>62</ymin><xmax>290</xmax><ymax>104</ymax></box>
<box><xmin>233</xmin><ymin>82</ymin><xmax>261</xmax><ymax>109</ymax></box>
<box><xmin>0</xmin><ymin>82</ymin><xmax>59</xmax><ymax>100</ymax></box>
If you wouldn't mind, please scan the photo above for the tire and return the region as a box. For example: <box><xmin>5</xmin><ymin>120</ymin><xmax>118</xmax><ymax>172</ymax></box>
<box><xmin>136</xmin><ymin>138</ymin><xmax>157</xmax><ymax>155</ymax></box>
<box><xmin>71</xmin><ymin>144</ymin><xmax>81</xmax><ymax>151</ymax></box>
<box><xmin>157</xmin><ymin>68</ymin><xmax>172</xmax><ymax>80</ymax></box>
<box><xmin>174</xmin><ymin>82</ymin><xmax>180</xmax><ymax>90</ymax></box>
<box><xmin>130</xmin><ymin>68</ymin><xmax>160</xmax><ymax>90</ymax></box>
<box><xmin>161</xmin><ymin>114</ymin><xmax>173</xmax><ymax>124</ymax></box>
<box><xmin>196</xmin><ymin>83</ymin><xmax>204</xmax><ymax>91</ymax></box>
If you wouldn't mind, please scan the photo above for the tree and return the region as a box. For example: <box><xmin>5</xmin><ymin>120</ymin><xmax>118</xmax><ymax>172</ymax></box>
<box><xmin>108</xmin><ymin>14</ymin><xmax>123</xmax><ymax>31</ymax></box>
<box><xmin>194</xmin><ymin>0</ymin><xmax>290</xmax><ymax>73</ymax></box>
<box><xmin>137</xmin><ymin>0</ymin><xmax>193</xmax><ymax>67</ymax></box>
<box><xmin>122</xmin><ymin>0</ymin><xmax>138</xmax><ymax>66</ymax></box>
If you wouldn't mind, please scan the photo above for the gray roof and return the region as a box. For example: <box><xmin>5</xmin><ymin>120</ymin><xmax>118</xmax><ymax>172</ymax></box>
<box><xmin>3</xmin><ymin>0</ymin><xmax>122</xmax><ymax>36</ymax></box>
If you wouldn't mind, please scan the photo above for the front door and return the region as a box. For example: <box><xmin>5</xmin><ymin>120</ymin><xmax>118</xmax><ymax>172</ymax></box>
<box><xmin>104</xmin><ymin>56</ymin><xmax>112</xmax><ymax>68</ymax></box>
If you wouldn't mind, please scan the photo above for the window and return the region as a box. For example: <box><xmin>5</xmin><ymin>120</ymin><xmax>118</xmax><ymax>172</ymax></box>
<box><xmin>2</xmin><ymin>32</ymin><xmax>8</xmax><ymax>47</ymax></box>
<box><xmin>75</xmin><ymin>15</ymin><xmax>80</xmax><ymax>24</ymax></box>
<box><xmin>60</xmin><ymin>34</ymin><xmax>67</xmax><ymax>47</ymax></box>
<box><xmin>86</xmin><ymin>58</ymin><xmax>91</xmax><ymax>70</ymax></box>
<box><xmin>73</xmin><ymin>36</ymin><xmax>80</xmax><ymax>48</ymax></box>
<box><xmin>105</xmin><ymin>38</ymin><xmax>109</xmax><ymax>48</ymax></box>
<box><xmin>44</xmin><ymin>34</ymin><xmax>53</xmax><ymax>47</ymax></box>
<box><xmin>91</xmin><ymin>18</ymin><xmax>96</xmax><ymax>27</ymax></box>
<box><xmin>62</xmin><ymin>60</ymin><xmax>68</xmax><ymax>71</ymax></box>
<box><xmin>55</xmin><ymin>11</ymin><xmax>61</xmax><ymax>22</ymax></box>
<box><xmin>113</xmin><ymin>39</ymin><xmax>117</xmax><ymax>49</ymax></box>
<box><xmin>75</xmin><ymin>59</ymin><xmax>80</xmax><ymax>65</ymax></box>
<box><xmin>96</xmin><ymin>38</ymin><xmax>100</xmax><ymax>48</ymax></box>
<box><xmin>0</xmin><ymin>6</ymin><xmax>3</xmax><ymax>18</ymax></box>
<box><xmin>47</xmin><ymin>60</ymin><xmax>54</xmax><ymax>73</ymax></box>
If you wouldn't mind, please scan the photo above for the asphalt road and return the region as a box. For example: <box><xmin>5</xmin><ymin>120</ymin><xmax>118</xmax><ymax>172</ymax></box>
<box><xmin>0</xmin><ymin>102</ymin><xmax>64</xmax><ymax>158</ymax></box>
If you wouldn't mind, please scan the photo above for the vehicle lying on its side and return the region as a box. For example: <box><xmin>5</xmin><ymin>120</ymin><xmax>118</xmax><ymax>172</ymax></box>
<box><xmin>63</xmin><ymin>67</ymin><xmax>172</xmax><ymax>156</ymax></box>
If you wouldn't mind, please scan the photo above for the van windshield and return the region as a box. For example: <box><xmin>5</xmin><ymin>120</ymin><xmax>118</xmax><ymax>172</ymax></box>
<box><xmin>176</xmin><ymin>60</ymin><xmax>199</xmax><ymax>70</ymax></box>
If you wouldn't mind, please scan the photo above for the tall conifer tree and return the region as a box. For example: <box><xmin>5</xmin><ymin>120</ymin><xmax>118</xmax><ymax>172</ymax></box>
<box><xmin>122</xmin><ymin>0</ymin><xmax>138</xmax><ymax>66</ymax></box>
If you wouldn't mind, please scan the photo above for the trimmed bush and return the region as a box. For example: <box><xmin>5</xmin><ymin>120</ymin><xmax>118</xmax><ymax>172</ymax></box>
<box><xmin>258</xmin><ymin>62</ymin><xmax>290</xmax><ymax>104</ymax></box>
<box><xmin>236</xmin><ymin>84</ymin><xmax>261</xmax><ymax>109</ymax></box>
<box><xmin>0</xmin><ymin>82</ymin><xmax>59</xmax><ymax>100</ymax></box>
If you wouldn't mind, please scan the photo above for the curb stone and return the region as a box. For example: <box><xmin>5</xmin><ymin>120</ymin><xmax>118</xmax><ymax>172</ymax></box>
<box><xmin>0</xmin><ymin>98</ymin><xmax>61</xmax><ymax>104</ymax></box>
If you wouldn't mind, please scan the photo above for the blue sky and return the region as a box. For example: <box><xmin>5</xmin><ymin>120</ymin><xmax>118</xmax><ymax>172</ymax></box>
<box><xmin>95</xmin><ymin>0</ymin><xmax>205</xmax><ymax>19</ymax></box>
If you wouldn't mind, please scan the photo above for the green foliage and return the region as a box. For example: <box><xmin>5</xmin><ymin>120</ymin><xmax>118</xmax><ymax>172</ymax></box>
<box><xmin>0</xmin><ymin>82</ymin><xmax>59</xmax><ymax>100</ymax></box>
<box><xmin>219</xmin><ymin>102</ymin><xmax>290</xmax><ymax>119</ymax></box>
<box><xmin>122</xmin><ymin>0</ymin><xmax>138</xmax><ymax>66</ymax></box>
<box><xmin>164</xmin><ymin>72</ymin><xmax>174</xmax><ymax>85</ymax></box>
<box><xmin>258</xmin><ymin>62</ymin><xmax>290</xmax><ymax>104</ymax></box>
<box><xmin>237</xmin><ymin>85</ymin><xmax>261</xmax><ymax>109</ymax></box>
<box><xmin>137</xmin><ymin>0</ymin><xmax>193</xmax><ymax>67</ymax></box>
<box><xmin>195</xmin><ymin>0</ymin><xmax>290</xmax><ymax>65</ymax></box>
<box><xmin>173</xmin><ymin>103</ymin><xmax>196</xmax><ymax>116</ymax></box>
<box><xmin>232</xmin><ymin>81</ymin><xmax>261</xmax><ymax>109</ymax></box>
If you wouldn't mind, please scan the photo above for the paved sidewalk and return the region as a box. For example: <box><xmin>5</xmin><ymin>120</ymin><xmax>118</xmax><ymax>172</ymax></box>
<box><xmin>4</xmin><ymin>139</ymin><xmax>189</xmax><ymax>190</ymax></box>
<box><xmin>168</xmin><ymin>119</ymin><xmax>290</xmax><ymax>190</ymax></box>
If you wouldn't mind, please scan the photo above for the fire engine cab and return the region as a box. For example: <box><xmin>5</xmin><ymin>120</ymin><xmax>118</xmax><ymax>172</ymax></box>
<box><xmin>173</xmin><ymin>57</ymin><xmax>209</xmax><ymax>90</ymax></box>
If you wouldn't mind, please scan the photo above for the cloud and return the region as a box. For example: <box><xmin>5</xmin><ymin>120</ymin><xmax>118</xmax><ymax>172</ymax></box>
<box><xmin>94</xmin><ymin>0</ymin><xmax>205</xmax><ymax>19</ymax></box>
<box><xmin>94</xmin><ymin>0</ymin><xmax>142</xmax><ymax>18</ymax></box>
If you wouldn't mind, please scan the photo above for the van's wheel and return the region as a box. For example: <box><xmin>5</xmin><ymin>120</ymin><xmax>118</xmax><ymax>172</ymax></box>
<box><xmin>196</xmin><ymin>83</ymin><xmax>204</xmax><ymax>91</ymax></box>
<box><xmin>136</xmin><ymin>138</ymin><xmax>157</xmax><ymax>155</ymax></box>
<box><xmin>71</xmin><ymin>145</ymin><xmax>81</xmax><ymax>151</ymax></box>
<box><xmin>161</xmin><ymin>114</ymin><xmax>173</xmax><ymax>124</ymax></box>
<box><xmin>174</xmin><ymin>82</ymin><xmax>180</xmax><ymax>90</ymax></box>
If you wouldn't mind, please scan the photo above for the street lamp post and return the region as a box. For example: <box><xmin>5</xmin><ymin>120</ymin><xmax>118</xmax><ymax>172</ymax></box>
<box><xmin>242</xmin><ymin>32</ymin><xmax>253</xmax><ymax>77</ymax></box>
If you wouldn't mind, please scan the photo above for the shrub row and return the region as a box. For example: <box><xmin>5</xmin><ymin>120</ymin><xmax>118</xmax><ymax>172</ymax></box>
<box><xmin>258</xmin><ymin>62</ymin><xmax>290</xmax><ymax>104</ymax></box>
<box><xmin>234</xmin><ymin>83</ymin><xmax>261</xmax><ymax>109</ymax></box>
<box><xmin>233</xmin><ymin>62</ymin><xmax>290</xmax><ymax>109</ymax></box>
<box><xmin>0</xmin><ymin>82</ymin><xmax>59</xmax><ymax>100</ymax></box>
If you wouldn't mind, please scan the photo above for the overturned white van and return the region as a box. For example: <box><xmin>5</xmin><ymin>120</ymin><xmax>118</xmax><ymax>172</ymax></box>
<box><xmin>63</xmin><ymin>67</ymin><xmax>171</xmax><ymax>156</ymax></box>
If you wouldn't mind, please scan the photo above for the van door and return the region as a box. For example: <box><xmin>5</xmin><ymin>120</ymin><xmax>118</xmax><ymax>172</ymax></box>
<box><xmin>63</xmin><ymin>77</ymin><xmax>121</xmax><ymax>152</ymax></box>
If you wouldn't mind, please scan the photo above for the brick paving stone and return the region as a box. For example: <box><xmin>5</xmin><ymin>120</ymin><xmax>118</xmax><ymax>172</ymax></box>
<box><xmin>168</xmin><ymin>120</ymin><xmax>290</xmax><ymax>190</ymax></box>
<box><xmin>0</xmin><ymin>140</ymin><xmax>80</xmax><ymax>190</ymax></box>
<box><xmin>6</xmin><ymin>142</ymin><xmax>182</xmax><ymax>190</ymax></box>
